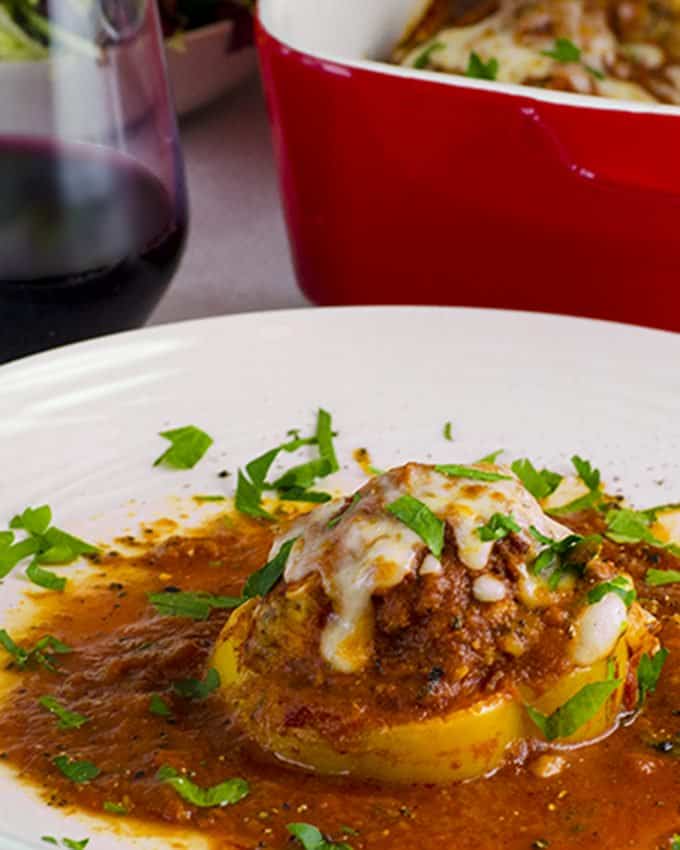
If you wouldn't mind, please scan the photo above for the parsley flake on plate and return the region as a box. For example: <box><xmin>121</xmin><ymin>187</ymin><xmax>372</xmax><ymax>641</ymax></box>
<box><xmin>173</xmin><ymin>667</ymin><xmax>220</xmax><ymax>700</ymax></box>
<box><xmin>443</xmin><ymin>421</ymin><xmax>454</xmax><ymax>442</ymax></box>
<box><xmin>26</xmin><ymin>560</ymin><xmax>66</xmax><ymax>592</ymax></box>
<box><xmin>476</xmin><ymin>449</ymin><xmax>504</xmax><ymax>464</ymax></box>
<box><xmin>149</xmin><ymin>694</ymin><xmax>173</xmax><ymax>717</ymax></box>
<box><xmin>53</xmin><ymin>755</ymin><xmax>100</xmax><ymax>783</ymax></box>
<box><xmin>153</xmin><ymin>425</ymin><xmax>213</xmax><ymax>469</ymax></box>
<box><xmin>148</xmin><ymin>590</ymin><xmax>242</xmax><ymax>620</ymax></box>
<box><xmin>39</xmin><ymin>696</ymin><xmax>89</xmax><ymax>729</ymax></box>
<box><xmin>0</xmin><ymin>629</ymin><xmax>71</xmax><ymax>672</ymax></box>
<box><xmin>157</xmin><ymin>765</ymin><xmax>249</xmax><ymax>808</ymax></box>
<box><xmin>235</xmin><ymin>409</ymin><xmax>339</xmax><ymax>517</ymax></box>
<box><xmin>1</xmin><ymin>505</ymin><xmax>98</xmax><ymax>588</ymax></box>
<box><xmin>287</xmin><ymin>822</ymin><xmax>353</xmax><ymax>850</ymax></box>
<box><xmin>103</xmin><ymin>801</ymin><xmax>128</xmax><ymax>815</ymax></box>
<box><xmin>387</xmin><ymin>495</ymin><xmax>444</xmax><ymax>559</ymax></box>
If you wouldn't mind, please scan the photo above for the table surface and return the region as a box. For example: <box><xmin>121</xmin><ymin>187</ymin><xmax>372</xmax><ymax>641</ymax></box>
<box><xmin>150</xmin><ymin>75</ymin><xmax>308</xmax><ymax>327</ymax></box>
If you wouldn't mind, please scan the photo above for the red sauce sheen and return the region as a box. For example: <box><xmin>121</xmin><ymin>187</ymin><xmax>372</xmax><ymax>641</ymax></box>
<box><xmin>0</xmin><ymin>512</ymin><xmax>679</xmax><ymax>850</ymax></box>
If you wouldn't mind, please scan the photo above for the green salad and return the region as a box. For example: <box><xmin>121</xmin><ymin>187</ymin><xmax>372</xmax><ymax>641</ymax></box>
<box><xmin>0</xmin><ymin>0</ymin><xmax>253</xmax><ymax>61</ymax></box>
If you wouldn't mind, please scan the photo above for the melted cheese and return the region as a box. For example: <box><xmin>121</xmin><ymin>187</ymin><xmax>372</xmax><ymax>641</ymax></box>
<box><xmin>272</xmin><ymin>464</ymin><xmax>572</xmax><ymax>673</ymax></box>
<box><xmin>400</xmin><ymin>4</ymin><xmax>670</xmax><ymax>103</ymax></box>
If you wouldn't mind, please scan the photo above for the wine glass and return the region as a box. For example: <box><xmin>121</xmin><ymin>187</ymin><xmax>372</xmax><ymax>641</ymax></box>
<box><xmin>0</xmin><ymin>0</ymin><xmax>188</xmax><ymax>364</ymax></box>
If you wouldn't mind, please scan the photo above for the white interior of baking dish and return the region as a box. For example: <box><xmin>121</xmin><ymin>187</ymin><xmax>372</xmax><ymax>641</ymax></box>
<box><xmin>258</xmin><ymin>0</ymin><xmax>680</xmax><ymax>114</ymax></box>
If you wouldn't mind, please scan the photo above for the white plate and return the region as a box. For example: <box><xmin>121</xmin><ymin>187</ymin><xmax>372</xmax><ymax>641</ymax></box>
<box><xmin>0</xmin><ymin>306</ymin><xmax>679</xmax><ymax>850</ymax></box>
<box><xmin>166</xmin><ymin>21</ymin><xmax>257</xmax><ymax>117</ymax></box>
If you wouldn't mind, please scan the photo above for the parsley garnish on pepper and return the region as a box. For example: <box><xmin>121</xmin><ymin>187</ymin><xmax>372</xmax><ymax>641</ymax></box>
<box><xmin>387</xmin><ymin>495</ymin><xmax>445</xmax><ymax>558</ymax></box>
<box><xmin>638</xmin><ymin>648</ymin><xmax>669</xmax><ymax>705</ymax></box>
<box><xmin>477</xmin><ymin>513</ymin><xmax>521</xmax><ymax>542</ymax></box>
<box><xmin>526</xmin><ymin>676</ymin><xmax>620</xmax><ymax>740</ymax></box>
<box><xmin>511</xmin><ymin>459</ymin><xmax>562</xmax><ymax>499</ymax></box>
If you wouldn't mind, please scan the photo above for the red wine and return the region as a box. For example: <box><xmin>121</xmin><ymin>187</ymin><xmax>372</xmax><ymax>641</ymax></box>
<box><xmin>0</xmin><ymin>138</ymin><xmax>187</xmax><ymax>363</ymax></box>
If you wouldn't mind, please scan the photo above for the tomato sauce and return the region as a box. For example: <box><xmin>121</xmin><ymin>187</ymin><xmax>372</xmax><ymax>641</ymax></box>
<box><xmin>0</xmin><ymin>513</ymin><xmax>679</xmax><ymax>850</ymax></box>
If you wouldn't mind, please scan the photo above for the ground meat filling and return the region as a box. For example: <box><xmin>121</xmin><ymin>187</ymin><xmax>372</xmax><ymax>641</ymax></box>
<box><xmin>239</xmin><ymin>515</ymin><xmax>623</xmax><ymax>722</ymax></box>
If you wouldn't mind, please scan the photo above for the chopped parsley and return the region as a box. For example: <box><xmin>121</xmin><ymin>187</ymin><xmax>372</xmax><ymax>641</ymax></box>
<box><xmin>148</xmin><ymin>591</ymin><xmax>242</xmax><ymax>620</ymax></box>
<box><xmin>638</xmin><ymin>648</ymin><xmax>669</xmax><ymax>705</ymax></box>
<box><xmin>646</xmin><ymin>568</ymin><xmax>680</xmax><ymax>587</ymax></box>
<box><xmin>546</xmin><ymin>455</ymin><xmax>604</xmax><ymax>516</ymax></box>
<box><xmin>235</xmin><ymin>470</ymin><xmax>274</xmax><ymax>520</ymax></box>
<box><xmin>235</xmin><ymin>409</ymin><xmax>339</xmax><ymax>518</ymax></box>
<box><xmin>542</xmin><ymin>37</ymin><xmax>581</xmax><ymax>62</ymax></box>
<box><xmin>387</xmin><ymin>495</ymin><xmax>444</xmax><ymax>559</ymax></box>
<box><xmin>604</xmin><ymin>508</ymin><xmax>680</xmax><ymax>557</ymax></box>
<box><xmin>42</xmin><ymin>839</ymin><xmax>89</xmax><ymax>850</ymax></box>
<box><xmin>39</xmin><ymin>696</ymin><xmax>89</xmax><ymax>729</ymax></box>
<box><xmin>0</xmin><ymin>506</ymin><xmax>98</xmax><ymax>588</ymax></box>
<box><xmin>477</xmin><ymin>513</ymin><xmax>521</xmax><ymax>542</ymax></box>
<box><xmin>443</xmin><ymin>421</ymin><xmax>454</xmax><ymax>442</ymax></box>
<box><xmin>242</xmin><ymin>537</ymin><xmax>298</xmax><ymax>599</ymax></box>
<box><xmin>476</xmin><ymin>449</ymin><xmax>504</xmax><ymax>464</ymax></box>
<box><xmin>316</xmin><ymin>408</ymin><xmax>340</xmax><ymax>474</ymax></box>
<box><xmin>529</xmin><ymin>528</ymin><xmax>601</xmax><ymax>589</ymax></box>
<box><xmin>157</xmin><ymin>765</ymin><xmax>249</xmax><ymax>808</ymax></box>
<box><xmin>287</xmin><ymin>823</ymin><xmax>353</xmax><ymax>850</ymax></box>
<box><xmin>511</xmin><ymin>458</ymin><xmax>562</xmax><ymax>500</ymax></box>
<box><xmin>541</xmin><ymin>37</ymin><xmax>605</xmax><ymax>78</ymax></box>
<box><xmin>53</xmin><ymin>755</ymin><xmax>100</xmax><ymax>783</ymax></box>
<box><xmin>413</xmin><ymin>40</ymin><xmax>445</xmax><ymax>69</ymax></box>
<box><xmin>173</xmin><ymin>667</ymin><xmax>220</xmax><ymax>700</ymax></box>
<box><xmin>571</xmin><ymin>455</ymin><xmax>601</xmax><ymax>491</ymax></box>
<box><xmin>103</xmin><ymin>801</ymin><xmax>128</xmax><ymax>815</ymax></box>
<box><xmin>526</xmin><ymin>676</ymin><xmax>620</xmax><ymax>740</ymax></box>
<box><xmin>272</xmin><ymin>459</ymin><xmax>333</xmax><ymax>492</ymax></box>
<box><xmin>671</xmin><ymin>835</ymin><xmax>680</xmax><ymax>850</ymax></box>
<box><xmin>192</xmin><ymin>495</ymin><xmax>226</xmax><ymax>503</ymax></box>
<box><xmin>153</xmin><ymin>425</ymin><xmax>213</xmax><ymax>469</ymax></box>
<box><xmin>466</xmin><ymin>51</ymin><xmax>498</xmax><ymax>80</ymax></box>
<box><xmin>0</xmin><ymin>629</ymin><xmax>72</xmax><ymax>672</ymax></box>
<box><xmin>587</xmin><ymin>576</ymin><xmax>636</xmax><ymax>607</ymax></box>
<box><xmin>26</xmin><ymin>560</ymin><xmax>66</xmax><ymax>592</ymax></box>
<box><xmin>436</xmin><ymin>464</ymin><xmax>511</xmax><ymax>482</ymax></box>
<box><xmin>278</xmin><ymin>488</ymin><xmax>332</xmax><ymax>504</ymax></box>
<box><xmin>149</xmin><ymin>694</ymin><xmax>172</xmax><ymax>717</ymax></box>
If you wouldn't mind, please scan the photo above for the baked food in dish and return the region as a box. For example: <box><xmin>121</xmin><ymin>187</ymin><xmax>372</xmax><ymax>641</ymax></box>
<box><xmin>394</xmin><ymin>0</ymin><xmax>680</xmax><ymax>102</ymax></box>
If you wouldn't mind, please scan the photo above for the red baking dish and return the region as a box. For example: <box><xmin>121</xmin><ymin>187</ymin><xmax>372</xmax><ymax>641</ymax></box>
<box><xmin>256</xmin><ymin>0</ymin><xmax>680</xmax><ymax>332</ymax></box>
